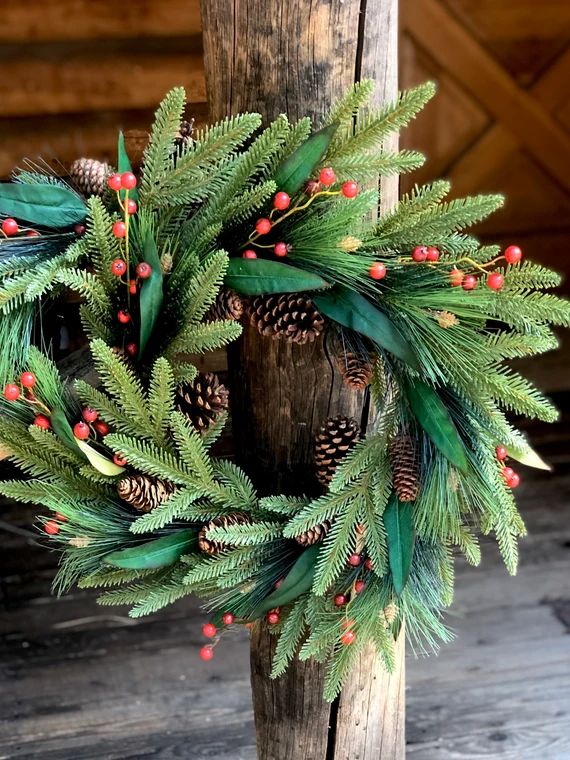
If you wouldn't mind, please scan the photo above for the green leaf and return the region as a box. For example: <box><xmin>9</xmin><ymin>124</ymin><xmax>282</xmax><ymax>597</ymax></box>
<box><xmin>75</xmin><ymin>439</ymin><xmax>125</xmax><ymax>476</ymax></box>
<box><xmin>383</xmin><ymin>494</ymin><xmax>415</xmax><ymax>595</ymax></box>
<box><xmin>104</xmin><ymin>530</ymin><xmax>196</xmax><ymax>569</ymax></box>
<box><xmin>118</xmin><ymin>131</ymin><xmax>139</xmax><ymax>203</ymax></box>
<box><xmin>0</xmin><ymin>183</ymin><xmax>86</xmax><ymax>227</ymax></box>
<box><xmin>51</xmin><ymin>407</ymin><xmax>85</xmax><ymax>458</ymax></box>
<box><xmin>313</xmin><ymin>287</ymin><xmax>419</xmax><ymax>370</ymax></box>
<box><xmin>252</xmin><ymin>544</ymin><xmax>321</xmax><ymax>617</ymax></box>
<box><xmin>405</xmin><ymin>380</ymin><xmax>469</xmax><ymax>472</ymax></box>
<box><xmin>225</xmin><ymin>258</ymin><xmax>329</xmax><ymax>295</ymax></box>
<box><xmin>273</xmin><ymin>124</ymin><xmax>337</xmax><ymax>195</ymax></box>
<box><xmin>138</xmin><ymin>234</ymin><xmax>164</xmax><ymax>357</ymax></box>
<box><xmin>508</xmin><ymin>440</ymin><xmax>551</xmax><ymax>471</ymax></box>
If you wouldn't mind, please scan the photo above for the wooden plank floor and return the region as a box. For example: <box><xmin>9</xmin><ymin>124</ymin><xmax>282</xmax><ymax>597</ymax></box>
<box><xmin>1</xmin><ymin>400</ymin><xmax>569</xmax><ymax>759</ymax></box>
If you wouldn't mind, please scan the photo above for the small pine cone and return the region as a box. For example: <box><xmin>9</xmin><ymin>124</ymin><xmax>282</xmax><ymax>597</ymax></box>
<box><xmin>314</xmin><ymin>416</ymin><xmax>361</xmax><ymax>487</ymax></box>
<box><xmin>249</xmin><ymin>293</ymin><xmax>324</xmax><ymax>344</ymax></box>
<box><xmin>294</xmin><ymin>519</ymin><xmax>332</xmax><ymax>546</ymax></box>
<box><xmin>206</xmin><ymin>287</ymin><xmax>244</xmax><ymax>322</ymax></box>
<box><xmin>117</xmin><ymin>475</ymin><xmax>176</xmax><ymax>512</ymax></box>
<box><xmin>336</xmin><ymin>352</ymin><xmax>374</xmax><ymax>390</ymax></box>
<box><xmin>173</xmin><ymin>119</ymin><xmax>195</xmax><ymax>154</ymax></box>
<box><xmin>175</xmin><ymin>373</ymin><xmax>229</xmax><ymax>432</ymax></box>
<box><xmin>389</xmin><ymin>433</ymin><xmax>420</xmax><ymax>502</ymax></box>
<box><xmin>384</xmin><ymin>602</ymin><xmax>397</xmax><ymax>625</ymax></box>
<box><xmin>198</xmin><ymin>512</ymin><xmax>251</xmax><ymax>555</ymax></box>
<box><xmin>69</xmin><ymin>158</ymin><xmax>112</xmax><ymax>197</ymax></box>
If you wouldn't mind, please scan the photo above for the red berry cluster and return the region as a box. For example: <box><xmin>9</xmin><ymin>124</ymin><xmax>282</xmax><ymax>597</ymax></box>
<box><xmin>495</xmin><ymin>445</ymin><xmax>520</xmax><ymax>489</ymax></box>
<box><xmin>72</xmin><ymin>407</ymin><xmax>110</xmax><ymax>441</ymax></box>
<box><xmin>43</xmin><ymin>511</ymin><xmax>68</xmax><ymax>537</ymax></box>
<box><xmin>3</xmin><ymin>372</ymin><xmax>56</xmax><ymax>429</ymax></box>
<box><xmin>198</xmin><ymin>611</ymin><xmax>237</xmax><ymax>662</ymax></box>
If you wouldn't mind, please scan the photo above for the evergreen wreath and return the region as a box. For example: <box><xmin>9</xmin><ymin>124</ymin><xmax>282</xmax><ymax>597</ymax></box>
<box><xmin>1</xmin><ymin>81</ymin><xmax>568</xmax><ymax>700</ymax></box>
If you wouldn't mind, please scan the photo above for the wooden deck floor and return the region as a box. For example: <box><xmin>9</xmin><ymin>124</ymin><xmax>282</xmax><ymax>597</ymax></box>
<box><xmin>1</xmin><ymin>400</ymin><xmax>569</xmax><ymax>759</ymax></box>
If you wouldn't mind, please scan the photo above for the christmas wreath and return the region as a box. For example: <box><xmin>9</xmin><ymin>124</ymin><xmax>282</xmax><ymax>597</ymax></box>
<box><xmin>0</xmin><ymin>81</ymin><xmax>568</xmax><ymax>700</ymax></box>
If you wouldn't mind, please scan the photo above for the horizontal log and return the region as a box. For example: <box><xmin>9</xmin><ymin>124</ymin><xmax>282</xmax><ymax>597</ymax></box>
<box><xmin>0</xmin><ymin>0</ymin><xmax>201</xmax><ymax>42</ymax></box>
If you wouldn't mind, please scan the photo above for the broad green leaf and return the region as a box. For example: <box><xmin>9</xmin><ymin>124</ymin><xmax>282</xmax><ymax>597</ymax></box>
<box><xmin>252</xmin><ymin>544</ymin><xmax>321</xmax><ymax>617</ymax></box>
<box><xmin>138</xmin><ymin>233</ymin><xmax>164</xmax><ymax>357</ymax></box>
<box><xmin>117</xmin><ymin>131</ymin><xmax>139</xmax><ymax>203</ymax></box>
<box><xmin>0</xmin><ymin>183</ymin><xmax>86</xmax><ymax>227</ymax></box>
<box><xmin>75</xmin><ymin>439</ymin><xmax>125</xmax><ymax>476</ymax></box>
<box><xmin>313</xmin><ymin>287</ymin><xmax>419</xmax><ymax>370</ymax></box>
<box><xmin>225</xmin><ymin>258</ymin><xmax>329</xmax><ymax>295</ymax></box>
<box><xmin>51</xmin><ymin>407</ymin><xmax>85</xmax><ymax>458</ymax></box>
<box><xmin>405</xmin><ymin>380</ymin><xmax>469</xmax><ymax>472</ymax></box>
<box><xmin>274</xmin><ymin>124</ymin><xmax>337</xmax><ymax>195</ymax></box>
<box><xmin>104</xmin><ymin>530</ymin><xmax>196</xmax><ymax>569</ymax></box>
<box><xmin>509</xmin><ymin>440</ymin><xmax>551</xmax><ymax>471</ymax></box>
<box><xmin>383</xmin><ymin>494</ymin><xmax>415</xmax><ymax>595</ymax></box>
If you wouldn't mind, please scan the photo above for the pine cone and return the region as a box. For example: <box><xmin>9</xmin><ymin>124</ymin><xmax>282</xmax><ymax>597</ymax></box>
<box><xmin>336</xmin><ymin>351</ymin><xmax>374</xmax><ymax>390</ymax></box>
<box><xmin>69</xmin><ymin>158</ymin><xmax>112</xmax><ymax>197</ymax></box>
<box><xmin>173</xmin><ymin>119</ymin><xmax>195</xmax><ymax>155</ymax></box>
<box><xmin>389</xmin><ymin>433</ymin><xmax>420</xmax><ymax>502</ymax></box>
<box><xmin>198</xmin><ymin>512</ymin><xmax>251</xmax><ymax>555</ymax></box>
<box><xmin>249</xmin><ymin>293</ymin><xmax>324</xmax><ymax>344</ymax></box>
<box><xmin>117</xmin><ymin>475</ymin><xmax>176</xmax><ymax>512</ymax></box>
<box><xmin>294</xmin><ymin>519</ymin><xmax>332</xmax><ymax>546</ymax></box>
<box><xmin>313</xmin><ymin>416</ymin><xmax>360</xmax><ymax>487</ymax></box>
<box><xmin>176</xmin><ymin>373</ymin><xmax>229</xmax><ymax>432</ymax></box>
<box><xmin>206</xmin><ymin>287</ymin><xmax>244</xmax><ymax>322</ymax></box>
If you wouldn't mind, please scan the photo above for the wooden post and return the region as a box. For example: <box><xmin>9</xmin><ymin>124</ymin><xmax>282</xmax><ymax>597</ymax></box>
<box><xmin>200</xmin><ymin>1</ymin><xmax>404</xmax><ymax>757</ymax></box>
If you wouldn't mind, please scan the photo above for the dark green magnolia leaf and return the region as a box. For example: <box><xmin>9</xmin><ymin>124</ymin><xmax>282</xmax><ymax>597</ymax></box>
<box><xmin>253</xmin><ymin>544</ymin><xmax>321</xmax><ymax>617</ymax></box>
<box><xmin>104</xmin><ymin>530</ymin><xmax>196</xmax><ymax>569</ymax></box>
<box><xmin>138</xmin><ymin>234</ymin><xmax>163</xmax><ymax>358</ymax></box>
<box><xmin>50</xmin><ymin>407</ymin><xmax>85</xmax><ymax>459</ymax></box>
<box><xmin>383</xmin><ymin>494</ymin><xmax>415</xmax><ymax>595</ymax></box>
<box><xmin>225</xmin><ymin>258</ymin><xmax>329</xmax><ymax>295</ymax></box>
<box><xmin>273</xmin><ymin>124</ymin><xmax>337</xmax><ymax>196</ymax></box>
<box><xmin>405</xmin><ymin>380</ymin><xmax>469</xmax><ymax>472</ymax></box>
<box><xmin>313</xmin><ymin>287</ymin><xmax>419</xmax><ymax>370</ymax></box>
<box><xmin>117</xmin><ymin>131</ymin><xmax>139</xmax><ymax>203</ymax></box>
<box><xmin>0</xmin><ymin>183</ymin><xmax>86</xmax><ymax>228</ymax></box>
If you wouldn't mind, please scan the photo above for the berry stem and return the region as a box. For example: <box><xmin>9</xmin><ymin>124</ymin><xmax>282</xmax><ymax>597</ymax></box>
<box><xmin>123</xmin><ymin>189</ymin><xmax>131</xmax><ymax>309</ymax></box>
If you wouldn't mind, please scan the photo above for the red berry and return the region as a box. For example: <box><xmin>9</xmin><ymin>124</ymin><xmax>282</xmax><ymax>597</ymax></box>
<box><xmin>274</xmin><ymin>578</ymin><xmax>284</xmax><ymax>589</ymax></box>
<box><xmin>126</xmin><ymin>199</ymin><xmax>137</xmax><ymax>215</ymax></box>
<box><xmin>222</xmin><ymin>612</ymin><xmax>235</xmax><ymax>626</ymax></box>
<box><xmin>450</xmin><ymin>268</ymin><xmax>464</xmax><ymax>287</ymax></box>
<box><xmin>94</xmin><ymin>420</ymin><xmax>110</xmax><ymax>437</ymax></box>
<box><xmin>255</xmin><ymin>218</ymin><xmax>272</xmax><ymax>235</ymax></box>
<box><xmin>369</xmin><ymin>262</ymin><xmax>387</xmax><ymax>280</ymax></box>
<box><xmin>341</xmin><ymin>618</ymin><xmax>355</xmax><ymax>630</ymax></box>
<box><xmin>107</xmin><ymin>173</ymin><xmax>122</xmax><ymax>191</ymax></box>
<box><xmin>319</xmin><ymin>167</ymin><xmax>336</xmax><ymax>186</ymax></box>
<box><xmin>462</xmin><ymin>274</ymin><xmax>477</xmax><ymax>291</ymax></box>
<box><xmin>348</xmin><ymin>553</ymin><xmax>362</xmax><ymax>567</ymax></box>
<box><xmin>412</xmin><ymin>245</ymin><xmax>429</xmax><ymax>262</ymax></box>
<box><xmin>20</xmin><ymin>371</ymin><xmax>36</xmax><ymax>388</ymax></box>
<box><xmin>334</xmin><ymin>594</ymin><xmax>347</xmax><ymax>607</ymax></box>
<box><xmin>243</xmin><ymin>249</ymin><xmax>257</xmax><ymax>259</ymax></box>
<box><xmin>504</xmin><ymin>245</ymin><xmax>522</xmax><ymax>265</ymax></box>
<box><xmin>354</xmin><ymin>580</ymin><xmax>366</xmax><ymax>594</ymax></box>
<box><xmin>26</xmin><ymin>230</ymin><xmax>40</xmax><ymax>238</ymax></box>
<box><xmin>487</xmin><ymin>272</ymin><xmax>504</xmax><ymax>291</ymax></box>
<box><xmin>112</xmin><ymin>221</ymin><xmax>127</xmax><ymax>238</ymax></box>
<box><xmin>496</xmin><ymin>445</ymin><xmax>508</xmax><ymax>461</ymax></box>
<box><xmin>33</xmin><ymin>414</ymin><xmax>51</xmax><ymax>430</ymax></box>
<box><xmin>111</xmin><ymin>259</ymin><xmax>127</xmax><ymax>277</ymax></box>
<box><xmin>364</xmin><ymin>558</ymin><xmax>373</xmax><ymax>571</ymax></box>
<box><xmin>74</xmin><ymin>224</ymin><xmax>86</xmax><ymax>236</ymax></box>
<box><xmin>120</xmin><ymin>172</ymin><xmax>137</xmax><ymax>190</ymax></box>
<box><xmin>502</xmin><ymin>467</ymin><xmax>515</xmax><ymax>482</ymax></box>
<box><xmin>44</xmin><ymin>520</ymin><xmax>60</xmax><ymax>536</ymax></box>
<box><xmin>73</xmin><ymin>421</ymin><xmax>90</xmax><ymax>440</ymax></box>
<box><xmin>113</xmin><ymin>453</ymin><xmax>127</xmax><ymax>467</ymax></box>
<box><xmin>126</xmin><ymin>342</ymin><xmax>138</xmax><ymax>357</ymax></box>
<box><xmin>202</xmin><ymin>622</ymin><xmax>217</xmax><ymax>638</ymax></box>
<box><xmin>2</xmin><ymin>218</ymin><xmax>18</xmax><ymax>236</ymax></box>
<box><xmin>55</xmin><ymin>512</ymin><xmax>67</xmax><ymax>522</ymax></box>
<box><xmin>274</xmin><ymin>242</ymin><xmax>288</xmax><ymax>257</ymax></box>
<box><xmin>3</xmin><ymin>384</ymin><xmax>20</xmax><ymax>401</ymax></box>
<box><xmin>199</xmin><ymin>645</ymin><xmax>214</xmax><ymax>662</ymax></box>
<box><xmin>426</xmin><ymin>246</ymin><xmax>440</xmax><ymax>262</ymax></box>
<box><xmin>136</xmin><ymin>262</ymin><xmax>152</xmax><ymax>279</ymax></box>
<box><xmin>305</xmin><ymin>179</ymin><xmax>321</xmax><ymax>196</ymax></box>
<box><xmin>507</xmin><ymin>472</ymin><xmax>521</xmax><ymax>489</ymax></box>
<box><xmin>340</xmin><ymin>630</ymin><xmax>356</xmax><ymax>645</ymax></box>
<box><xmin>273</xmin><ymin>192</ymin><xmax>291</xmax><ymax>210</ymax></box>
<box><xmin>82</xmin><ymin>407</ymin><xmax>98</xmax><ymax>423</ymax></box>
<box><xmin>117</xmin><ymin>309</ymin><xmax>131</xmax><ymax>324</ymax></box>
<box><xmin>129</xmin><ymin>279</ymin><xmax>138</xmax><ymax>295</ymax></box>
<box><xmin>341</xmin><ymin>181</ymin><xmax>358</xmax><ymax>198</ymax></box>
<box><xmin>267</xmin><ymin>611</ymin><xmax>280</xmax><ymax>625</ymax></box>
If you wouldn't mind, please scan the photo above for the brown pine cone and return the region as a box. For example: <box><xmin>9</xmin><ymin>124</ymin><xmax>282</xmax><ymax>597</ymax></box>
<box><xmin>69</xmin><ymin>158</ymin><xmax>112</xmax><ymax>197</ymax></box>
<box><xmin>389</xmin><ymin>433</ymin><xmax>420</xmax><ymax>502</ymax></box>
<box><xmin>173</xmin><ymin>119</ymin><xmax>195</xmax><ymax>156</ymax></box>
<box><xmin>249</xmin><ymin>293</ymin><xmax>324</xmax><ymax>344</ymax></box>
<box><xmin>198</xmin><ymin>512</ymin><xmax>251</xmax><ymax>555</ymax></box>
<box><xmin>294</xmin><ymin>519</ymin><xmax>332</xmax><ymax>546</ymax></box>
<box><xmin>117</xmin><ymin>475</ymin><xmax>176</xmax><ymax>512</ymax></box>
<box><xmin>314</xmin><ymin>416</ymin><xmax>361</xmax><ymax>487</ymax></box>
<box><xmin>206</xmin><ymin>287</ymin><xmax>244</xmax><ymax>322</ymax></box>
<box><xmin>176</xmin><ymin>373</ymin><xmax>229</xmax><ymax>432</ymax></box>
<box><xmin>336</xmin><ymin>351</ymin><xmax>374</xmax><ymax>390</ymax></box>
